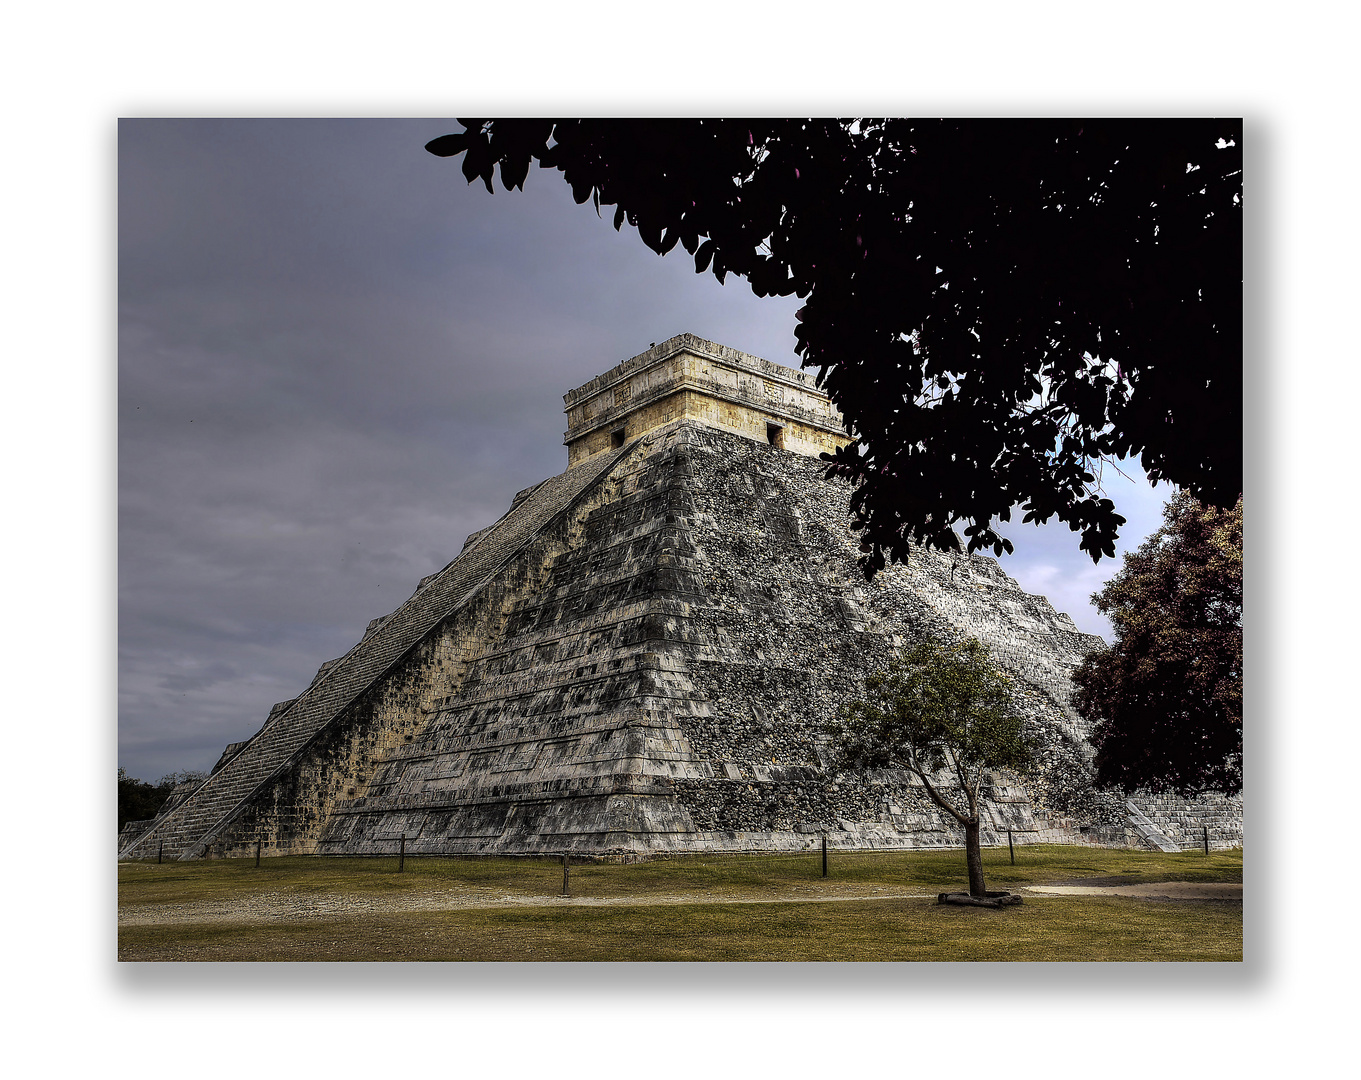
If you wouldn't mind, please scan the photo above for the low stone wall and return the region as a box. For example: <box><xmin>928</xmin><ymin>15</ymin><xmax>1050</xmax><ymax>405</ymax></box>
<box><xmin>118</xmin><ymin>819</ymin><xmax>154</xmax><ymax>850</ymax></box>
<box><xmin>1130</xmin><ymin>792</ymin><xmax>1244</xmax><ymax>849</ymax></box>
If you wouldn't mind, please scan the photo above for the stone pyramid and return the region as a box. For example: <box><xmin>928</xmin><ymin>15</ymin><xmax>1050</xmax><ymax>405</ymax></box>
<box><xmin>119</xmin><ymin>334</ymin><xmax>1238</xmax><ymax>861</ymax></box>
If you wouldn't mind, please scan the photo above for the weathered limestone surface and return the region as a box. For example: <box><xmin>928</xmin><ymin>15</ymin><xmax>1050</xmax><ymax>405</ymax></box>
<box><xmin>565</xmin><ymin>334</ymin><xmax>851</xmax><ymax>466</ymax></box>
<box><xmin>120</xmin><ymin>335</ymin><xmax>1242</xmax><ymax>860</ymax></box>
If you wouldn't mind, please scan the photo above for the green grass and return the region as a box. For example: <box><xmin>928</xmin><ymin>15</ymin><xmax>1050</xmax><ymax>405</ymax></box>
<box><xmin>118</xmin><ymin>844</ymin><xmax>1242</xmax><ymax>903</ymax></box>
<box><xmin>118</xmin><ymin>896</ymin><xmax>1241</xmax><ymax>962</ymax></box>
<box><xmin>118</xmin><ymin>845</ymin><xmax>1242</xmax><ymax>962</ymax></box>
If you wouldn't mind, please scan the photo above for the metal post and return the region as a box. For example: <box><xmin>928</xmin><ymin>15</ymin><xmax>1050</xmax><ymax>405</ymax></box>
<box><xmin>561</xmin><ymin>852</ymin><xmax>570</xmax><ymax>896</ymax></box>
<box><xmin>255</xmin><ymin>838</ymin><xmax>262</xmax><ymax>867</ymax></box>
<box><xmin>398</xmin><ymin>834</ymin><xmax>406</xmax><ymax>873</ymax></box>
<box><xmin>1203</xmin><ymin>826</ymin><xmax>1209</xmax><ymax>855</ymax></box>
<box><xmin>821</xmin><ymin>834</ymin><xmax>828</xmax><ymax>878</ymax></box>
<box><xmin>1008</xmin><ymin>829</ymin><xmax>1015</xmax><ymax>865</ymax></box>
<box><xmin>157</xmin><ymin>840</ymin><xmax>163</xmax><ymax>865</ymax></box>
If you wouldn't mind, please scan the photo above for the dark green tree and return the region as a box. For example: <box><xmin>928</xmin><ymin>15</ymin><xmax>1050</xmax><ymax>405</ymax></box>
<box><xmin>1073</xmin><ymin>491</ymin><xmax>1243</xmax><ymax>796</ymax></box>
<box><xmin>117</xmin><ymin>769</ymin><xmax>207</xmax><ymax>832</ymax></box>
<box><xmin>118</xmin><ymin>768</ymin><xmax>165</xmax><ymax>831</ymax></box>
<box><xmin>426</xmin><ymin>119</ymin><xmax>1241</xmax><ymax>575</ymax></box>
<box><xmin>825</xmin><ymin>637</ymin><xmax>1035</xmax><ymax>897</ymax></box>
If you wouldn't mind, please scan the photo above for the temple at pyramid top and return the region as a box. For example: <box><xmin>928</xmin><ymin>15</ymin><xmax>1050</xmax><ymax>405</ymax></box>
<box><xmin>564</xmin><ymin>332</ymin><xmax>852</xmax><ymax>466</ymax></box>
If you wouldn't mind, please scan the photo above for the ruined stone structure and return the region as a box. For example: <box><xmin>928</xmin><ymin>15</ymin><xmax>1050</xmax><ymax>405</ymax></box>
<box><xmin>119</xmin><ymin>334</ymin><xmax>1242</xmax><ymax>861</ymax></box>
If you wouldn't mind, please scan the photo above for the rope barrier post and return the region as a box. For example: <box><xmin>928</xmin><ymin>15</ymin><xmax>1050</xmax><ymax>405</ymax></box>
<box><xmin>157</xmin><ymin>840</ymin><xmax>163</xmax><ymax>865</ymax></box>
<box><xmin>398</xmin><ymin>834</ymin><xmax>405</xmax><ymax>873</ymax></box>
<box><xmin>561</xmin><ymin>852</ymin><xmax>570</xmax><ymax>896</ymax></box>
<box><xmin>1203</xmin><ymin>825</ymin><xmax>1209</xmax><ymax>855</ymax></box>
<box><xmin>255</xmin><ymin>838</ymin><xmax>262</xmax><ymax>868</ymax></box>
<box><xmin>1008</xmin><ymin>828</ymin><xmax>1015</xmax><ymax>865</ymax></box>
<box><xmin>822</xmin><ymin>833</ymin><xmax>828</xmax><ymax>878</ymax></box>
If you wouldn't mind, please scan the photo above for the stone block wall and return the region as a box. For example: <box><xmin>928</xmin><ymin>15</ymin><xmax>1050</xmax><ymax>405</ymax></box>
<box><xmin>1129</xmin><ymin>792</ymin><xmax>1244</xmax><ymax>850</ymax></box>
<box><xmin>565</xmin><ymin>334</ymin><xmax>850</xmax><ymax>466</ymax></box>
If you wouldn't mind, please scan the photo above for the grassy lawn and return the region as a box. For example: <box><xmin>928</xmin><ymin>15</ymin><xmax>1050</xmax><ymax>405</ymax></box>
<box><xmin>118</xmin><ymin>845</ymin><xmax>1242</xmax><ymax>962</ymax></box>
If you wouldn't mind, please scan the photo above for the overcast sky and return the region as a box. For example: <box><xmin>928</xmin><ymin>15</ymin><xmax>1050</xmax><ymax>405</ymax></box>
<box><xmin>118</xmin><ymin>118</ymin><xmax>1175</xmax><ymax>781</ymax></box>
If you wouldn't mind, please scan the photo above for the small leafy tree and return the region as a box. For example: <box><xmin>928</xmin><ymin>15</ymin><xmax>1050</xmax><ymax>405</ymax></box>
<box><xmin>1073</xmin><ymin>491</ymin><xmax>1243</xmax><ymax>796</ymax></box>
<box><xmin>826</xmin><ymin>637</ymin><xmax>1035</xmax><ymax>897</ymax></box>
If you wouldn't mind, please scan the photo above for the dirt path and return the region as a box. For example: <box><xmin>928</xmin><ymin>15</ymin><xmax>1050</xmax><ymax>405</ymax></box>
<box><xmin>117</xmin><ymin>880</ymin><xmax>1239</xmax><ymax>927</ymax></box>
<box><xmin>1027</xmin><ymin>882</ymin><xmax>1242</xmax><ymax>900</ymax></box>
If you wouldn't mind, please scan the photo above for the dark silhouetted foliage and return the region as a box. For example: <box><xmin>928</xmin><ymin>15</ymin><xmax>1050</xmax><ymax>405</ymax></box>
<box><xmin>1072</xmin><ymin>492</ymin><xmax>1242</xmax><ymax>796</ymax></box>
<box><xmin>117</xmin><ymin>769</ymin><xmax>206</xmax><ymax>831</ymax></box>
<box><xmin>426</xmin><ymin>119</ymin><xmax>1241</xmax><ymax>575</ymax></box>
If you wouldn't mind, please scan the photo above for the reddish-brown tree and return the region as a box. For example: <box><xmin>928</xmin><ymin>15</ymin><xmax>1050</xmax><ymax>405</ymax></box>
<box><xmin>1072</xmin><ymin>492</ymin><xmax>1243</xmax><ymax>796</ymax></box>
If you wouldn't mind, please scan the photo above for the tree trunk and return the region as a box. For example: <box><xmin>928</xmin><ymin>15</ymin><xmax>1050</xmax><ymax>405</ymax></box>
<box><xmin>964</xmin><ymin>818</ymin><xmax>987</xmax><ymax>897</ymax></box>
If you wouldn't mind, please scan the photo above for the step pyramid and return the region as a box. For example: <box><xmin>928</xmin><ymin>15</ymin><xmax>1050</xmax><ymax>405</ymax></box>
<box><xmin>120</xmin><ymin>334</ymin><xmax>1183</xmax><ymax>861</ymax></box>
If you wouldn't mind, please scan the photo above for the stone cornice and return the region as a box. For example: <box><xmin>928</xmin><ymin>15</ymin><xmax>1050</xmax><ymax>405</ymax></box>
<box><xmin>563</xmin><ymin>333</ymin><xmax>845</xmax><ymax>445</ymax></box>
<box><xmin>564</xmin><ymin>333</ymin><xmax>824</xmax><ymax>407</ymax></box>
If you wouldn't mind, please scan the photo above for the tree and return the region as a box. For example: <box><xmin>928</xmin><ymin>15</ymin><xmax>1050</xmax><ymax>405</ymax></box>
<box><xmin>118</xmin><ymin>768</ymin><xmax>166</xmax><ymax>831</ymax></box>
<box><xmin>1072</xmin><ymin>491</ymin><xmax>1242</xmax><ymax>797</ymax></box>
<box><xmin>117</xmin><ymin>769</ymin><xmax>208</xmax><ymax>832</ymax></box>
<box><xmin>425</xmin><ymin>119</ymin><xmax>1242</xmax><ymax>576</ymax></box>
<box><xmin>825</xmin><ymin>637</ymin><xmax>1035</xmax><ymax>897</ymax></box>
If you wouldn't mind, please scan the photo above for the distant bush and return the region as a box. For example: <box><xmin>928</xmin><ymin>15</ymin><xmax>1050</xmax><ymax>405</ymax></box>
<box><xmin>118</xmin><ymin>768</ymin><xmax>207</xmax><ymax>831</ymax></box>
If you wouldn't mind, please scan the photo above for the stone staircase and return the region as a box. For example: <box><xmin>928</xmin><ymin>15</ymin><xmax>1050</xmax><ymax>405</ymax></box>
<box><xmin>119</xmin><ymin>442</ymin><xmax>635</xmax><ymax>861</ymax></box>
<box><xmin>1125</xmin><ymin>798</ymin><xmax>1182</xmax><ymax>852</ymax></box>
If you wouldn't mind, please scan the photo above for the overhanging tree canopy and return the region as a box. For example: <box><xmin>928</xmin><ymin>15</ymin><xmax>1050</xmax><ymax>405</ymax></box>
<box><xmin>427</xmin><ymin>119</ymin><xmax>1241</xmax><ymax>574</ymax></box>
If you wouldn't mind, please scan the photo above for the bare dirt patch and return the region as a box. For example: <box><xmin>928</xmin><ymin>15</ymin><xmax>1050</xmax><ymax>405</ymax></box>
<box><xmin>1025</xmin><ymin>881</ymin><xmax>1242</xmax><ymax>901</ymax></box>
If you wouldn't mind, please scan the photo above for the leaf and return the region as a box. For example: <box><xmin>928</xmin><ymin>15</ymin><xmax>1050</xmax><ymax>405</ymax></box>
<box><xmin>500</xmin><ymin>154</ymin><xmax>531</xmax><ymax>192</ymax></box>
<box><xmin>459</xmin><ymin>127</ymin><xmax>495</xmax><ymax>193</ymax></box>
<box><xmin>694</xmin><ymin>238</ymin><xmax>715</xmax><ymax>273</ymax></box>
<box><xmin>424</xmin><ymin>133</ymin><xmax>469</xmax><ymax>158</ymax></box>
